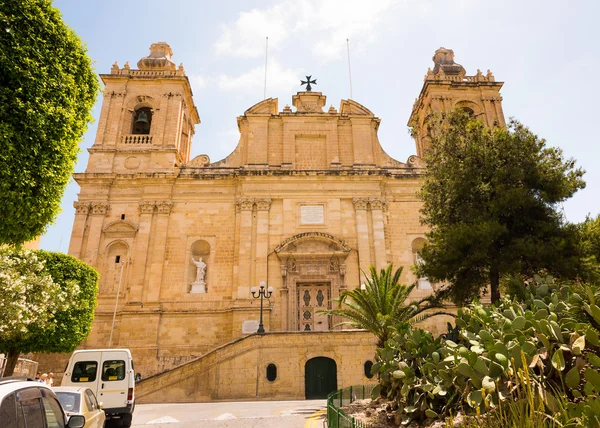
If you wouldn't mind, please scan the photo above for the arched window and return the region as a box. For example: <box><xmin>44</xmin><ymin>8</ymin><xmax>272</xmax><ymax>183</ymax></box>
<box><xmin>364</xmin><ymin>361</ymin><xmax>374</xmax><ymax>379</ymax></box>
<box><xmin>411</xmin><ymin>238</ymin><xmax>431</xmax><ymax>290</ymax></box>
<box><xmin>132</xmin><ymin>107</ymin><xmax>153</xmax><ymax>135</ymax></box>
<box><xmin>266</xmin><ymin>364</ymin><xmax>277</xmax><ymax>382</ymax></box>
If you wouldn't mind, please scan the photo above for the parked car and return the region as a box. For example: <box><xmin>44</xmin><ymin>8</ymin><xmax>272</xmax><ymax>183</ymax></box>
<box><xmin>54</xmin><ymin>386</ymin><xmax>106</xmax><ymax>428</ymax></box>
<box><xmin>0</xmin><ymin>377</ymin><xmax>86</xmax><ymax>427</ymax></box>
<box><xmin>62</xmin><ymin>349</ymin><xmax>135</xmax><ymax>427</ymax></box>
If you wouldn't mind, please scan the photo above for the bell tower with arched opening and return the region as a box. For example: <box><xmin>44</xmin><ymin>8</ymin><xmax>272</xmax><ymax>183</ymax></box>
<box><xmin>87</xmin><ymin>42</ymin><xmax>200</xmax><ymax>174</ymax></box>
<box><xmin>408</xmin><ymin>47</ymin><xmax>505</xmax><ymax>157</ymax></box>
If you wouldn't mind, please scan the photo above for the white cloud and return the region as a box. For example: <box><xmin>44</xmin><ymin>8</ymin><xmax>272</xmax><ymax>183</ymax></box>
<box><xmin>213</xmin><ymin>4</ymin><xmax>291</xmax><ymax>58</ymax></box>
<box><xmin>217</xmin><ymin>60</ymin><xmax>300</xmax><ymax>94</ymax></box>
<box><xmin>213</xmin><ymin>0</ymin><xmax>397</xmax><ymax>61</ymax></box>
<box><xmin>189</xmin><ymin>74</ymin><xmax>209</xmax><ymax>93</ymax></box>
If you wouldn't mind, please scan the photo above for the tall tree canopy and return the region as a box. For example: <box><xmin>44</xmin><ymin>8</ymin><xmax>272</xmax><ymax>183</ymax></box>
<box><xmin>0</xmin><ymin>249</ymin><xmax>98</xmax><ymax>375</ymax></box>
<box><xmin>0</xmin><ymin>0</ymin><xmax>98</xmax><ymax>245</ymax></box>
<box><xmin>417</xmin><ymin>111</ymin><xmax>585</xmax><ymax>304</ymax></box>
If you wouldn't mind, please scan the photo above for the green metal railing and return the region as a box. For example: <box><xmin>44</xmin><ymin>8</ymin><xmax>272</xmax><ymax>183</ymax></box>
<box><xmin>327</xmin><ymin>385</ymin><xmax>375</xmax><ymax>428</ymax></box>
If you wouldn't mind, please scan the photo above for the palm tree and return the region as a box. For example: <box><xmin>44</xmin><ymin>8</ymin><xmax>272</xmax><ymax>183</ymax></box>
<box><xmin>322</xmin><ymin>264</ymin><xmax>444</xmax><ymax>348</ymax></box>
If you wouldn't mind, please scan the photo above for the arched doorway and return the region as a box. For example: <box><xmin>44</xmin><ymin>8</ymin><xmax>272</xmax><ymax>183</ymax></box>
<box><xmin>305</xmin><ymin>357</ymin><xmax>337</xmax><ymax>399</ymax></box>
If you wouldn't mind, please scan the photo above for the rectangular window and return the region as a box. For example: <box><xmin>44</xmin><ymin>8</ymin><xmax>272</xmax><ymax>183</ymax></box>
<box><xmin>115</xmin><ymin>255</ymin><xmax>121</xmax><ymax>263</ymax></box>
<box><xmin>121</xmin><ymin>214</ymin><xmax>126</xmax><ymax>220</ymax></box>
<box><xmin>71</xmin><ymin>361</ymin><xmax>98</xmax><ymax>382</ymax></box>
<box><xmin>102</xmin><ymin>360</ymin><xmax>126</xmax><ymax>381</ymax></box>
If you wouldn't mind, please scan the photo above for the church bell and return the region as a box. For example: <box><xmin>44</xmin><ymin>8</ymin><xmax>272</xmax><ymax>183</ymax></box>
<box><xmin>135</xmin><ymin>110</ymin><xmax>149</xmax><ymax>125</ymax></box>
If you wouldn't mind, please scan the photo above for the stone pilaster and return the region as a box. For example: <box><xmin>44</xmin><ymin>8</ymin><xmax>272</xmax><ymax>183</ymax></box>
<box><xmin>369</xmin><ymin>197</ymin><xmax>388</xmax><ymax>270</ymax></box>
<box><xmin>69</xmin><ymin>201</ymin><xmax>90</xmax><ymax>258</ymax></box>
<box><xmin>254</xmin><ymin>198</ymin><xmax>272</xmax><ymax>290</ymax></box>
<box><xmin>236</xmin><ymin>198</ymin><xmax>254</xmax><ymax>299</ymax></box>
<box><xmin>353</xmin><ymin>198</ymin><xmax>371</xmax><ymax>280</ymax></box>
<box><xmin>128</xmin><ymin>201</ymin><xmax>155</xmax><ymax>304</ymax></box>
<box><xmin>145</xmin><ymin>201</ymin><xmax>172</xmax><ymax>303</ymax></box>
<box><xmin>83</xmin><ymin>201</ymin><xmax>109</xmax><ymax>268</ymax></box>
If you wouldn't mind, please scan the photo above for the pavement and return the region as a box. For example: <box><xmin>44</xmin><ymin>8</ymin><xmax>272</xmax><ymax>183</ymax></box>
<box><xmin>131</xmin><ymin>399</ymin><xmax>327</xmax><ymax>428</ymax></box>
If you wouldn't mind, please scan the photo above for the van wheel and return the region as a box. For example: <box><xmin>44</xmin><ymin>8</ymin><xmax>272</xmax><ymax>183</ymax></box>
<box><xmin>121</xmin><ymin>413</ymin><xmax>132</xmax><ymax>428</ymax></box>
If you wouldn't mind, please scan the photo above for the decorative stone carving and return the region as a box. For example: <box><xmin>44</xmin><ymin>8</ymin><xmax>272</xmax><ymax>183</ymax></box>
<box><xmin>139</xmin><ymin>201</ymin><xmax>155</xmax><ymax>215</ymax></box>
<box><xmin>124</xmin><ymin>156</ymin><xmax>140</xmax><ymax>170</ymax></box>
<box><xmin>292</xmin><ymin>92</ymin><xmax>326</xmax><ymax>113</ymax></box>
<box><xmin>274</xmin><ymin>232</ymin><xmax>352</xmax><ymax>254</ymax></box>
<box><xmin>190</xmin><ymin>256</ymin><xmax>207</xmax><ymax>294</ymax></box>
<box><xmin>237</xmin><ymin>198</ymin><xmax>255</xmax><ymax>211</ymax></box>
<box><xmin>369</xmin><ymin>197</ymin><xmax>387</xmax><ymax>210</ymax></box>
<box><xmin>156</xmin><ymin>201</ymin><xmax>173</xmax><ymax>214</ymax></box>
<box><xmin>255</xmin><ymin>198</ymin><xmax>272</xmax><ymax>211</ymax></box>
<box><xmin>90</xmin><ymin>202</ymin><xmax>109</xmax><ymax>215</ymax></box>
<box><xmin>352</xmin><ymin>198</ymin><xmax>369</xmax><ymax>210</ymax></box>
<box><xmin>73</xmin><ymin>201</ymin><xmax>91</xmax><ymax>215</ymax></box>
<box><xmin>407</xmin><ymin>155</ymin><xmax>426</xmax><ymax>168</ymax></box>
<box><xmin>189</xmin><ymin>154</ymin><xmax>211</xmax><ymax>167</ymax></box>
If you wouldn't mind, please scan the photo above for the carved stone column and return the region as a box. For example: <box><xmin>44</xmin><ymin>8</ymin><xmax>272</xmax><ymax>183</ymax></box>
<box><xmin>254</xmin><ymin>198</ymin><xmax>272</xmax><ymax>288</ymax></box>
<box><xmin>83</xmin><ymin>201</ymin><xmax>109</xmax><ymax>268</ymax></box>
<box><xmin>145</xmin><ymin>201</ymin><xmax>172</xmax><ymax>303</ymax></box>
<box><xmin>353</xmin><ymin>197</ymin><xmax>371</xmax><ymax>280</ymax></box>
<box><xmin>236</xmin><ymin>198</ymin><xmax>254</xmax><ymax>299</ymax></box>
<box><xmin>69</xmin><ymin>202</ymin><xmax>90</xmax><ymax>258</ymax></box>
<box><xmin>128</xmin><ymin>201</ymin><xmax>155</xmax><ymax>304</ymax></box>
<box><xmin>370</xmin><ymin>197</ymin><xmax>388</xmax><ymax>269</ymax></box>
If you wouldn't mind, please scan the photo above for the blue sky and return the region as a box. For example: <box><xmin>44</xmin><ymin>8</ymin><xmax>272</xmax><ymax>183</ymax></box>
<box><xmin>41</xmin><ymin>0</ymin><xmax>599</xmax><ymax>251</ymax></box>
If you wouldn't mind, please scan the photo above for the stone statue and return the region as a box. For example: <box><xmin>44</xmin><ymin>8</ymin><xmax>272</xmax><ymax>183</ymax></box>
<box><xmin>191</xmin><ymin>256</ymin><xmax>207</xmax><ymax>283</ymax></box>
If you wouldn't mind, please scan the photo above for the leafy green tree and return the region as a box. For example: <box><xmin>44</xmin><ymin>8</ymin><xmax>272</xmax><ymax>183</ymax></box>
<box><xmin>0</xmin><ymin>0</ymin><xmax>99</xmax><ymax>245</ymax></box>
<box><xmin>578</xmin><ymin>214</ymin><xmax>600</xmax><ymax>282</ymax></box>
<box><xmin>0</xmin><ymin>249</ymin><xmax>98</xmax><ymax>375</ymax></box>
<box><xmin>322</xmin><ymin>265</ymin><xmax>443</xmax><ymax>348</ymax></box>
<box><xmin>417</xmin><ymin>111</ymin><xmax>585</xmax><ymax>304</ymax></box>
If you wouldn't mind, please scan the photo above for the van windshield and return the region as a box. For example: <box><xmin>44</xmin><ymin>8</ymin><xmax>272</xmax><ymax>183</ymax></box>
<box><xmin>71</xmin><ymin>361</ymin><xmax>98</xmax><ymax>382</ymax></box>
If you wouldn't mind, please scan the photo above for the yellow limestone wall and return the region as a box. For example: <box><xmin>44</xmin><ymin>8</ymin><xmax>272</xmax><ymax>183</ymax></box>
<box><xmin>37</xmin><ymin>45</ymin><xmax>505</xmax><ymax>392</ymax></box>
<box><xmin>135</xmin><ymin>330</ymin><xmax>378</xmax><ymax>403</ymax></box>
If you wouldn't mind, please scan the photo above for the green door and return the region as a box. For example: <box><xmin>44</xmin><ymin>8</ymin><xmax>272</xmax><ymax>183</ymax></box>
<box><xmin>305</xmin><ymin>357</ymin><xmax>337</xmax><ymax>399</ymax></box>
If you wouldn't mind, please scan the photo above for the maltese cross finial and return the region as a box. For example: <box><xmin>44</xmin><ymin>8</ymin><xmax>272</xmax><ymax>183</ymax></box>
<box><xmin>300</xmin><ymin>75</ymin><xmax>317</xmax><ymax>92</ymax></box>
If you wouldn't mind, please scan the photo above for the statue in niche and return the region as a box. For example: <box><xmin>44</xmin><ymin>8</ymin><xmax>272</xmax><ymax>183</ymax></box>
<box><xmin>190</xmin><ymin>256</ymin><xmax>207</xmax><ymax>293</ymax></box>
<box><xmin>191</xmin><ymin>256</ymin><xmax>207</xmax><ymax>282</ymax></box>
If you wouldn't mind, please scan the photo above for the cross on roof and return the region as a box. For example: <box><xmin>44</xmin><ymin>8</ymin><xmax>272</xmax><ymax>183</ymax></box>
<box><xmin>300</xmin><ymin>75</ymin><xmax>317</xmax><ymax>92</ymax></box>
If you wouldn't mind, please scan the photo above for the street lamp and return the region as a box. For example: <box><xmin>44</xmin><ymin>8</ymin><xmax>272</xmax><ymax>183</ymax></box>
<box><xmin>251</xmin><ymin>281</ymin><xmax>273</xmax><ymax>334</ymax></box>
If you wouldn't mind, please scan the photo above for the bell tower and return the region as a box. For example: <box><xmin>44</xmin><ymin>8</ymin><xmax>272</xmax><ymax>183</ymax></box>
<box><xmin>87</xmin><ymin>42</ymin><xmax>200</xmax><ymax>174</ymax></box>
<box><xmin>408</xmin><ymin>48</ymin><xmax>505</xmax><ymax>157</ymax></box>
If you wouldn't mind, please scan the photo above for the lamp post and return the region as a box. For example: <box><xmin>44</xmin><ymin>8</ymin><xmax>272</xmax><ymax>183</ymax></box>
<box><xmin>251</xmin><ymin>281</ymin><xmax>273</xmax><ymax>334</ymax></box>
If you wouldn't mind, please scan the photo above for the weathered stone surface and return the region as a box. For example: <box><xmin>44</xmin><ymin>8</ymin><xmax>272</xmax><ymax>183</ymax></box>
<box><xmin>38</xmin><ymin>45</ymin><xmax>505</xmax><ymax>398</ymax></box>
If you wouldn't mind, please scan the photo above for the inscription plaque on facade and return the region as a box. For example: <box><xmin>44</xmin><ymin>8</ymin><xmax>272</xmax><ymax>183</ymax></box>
<box><xmin>300</xmin><ymin>205</ymin><xmax>324</xmax><ymax>224</ymax></box>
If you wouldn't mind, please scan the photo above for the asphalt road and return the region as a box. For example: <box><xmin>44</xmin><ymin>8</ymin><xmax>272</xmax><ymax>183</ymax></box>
<box><xmin>131</xmin><ymin>399</ymin><xmax>327</xmax><ymax>428</ymax></box>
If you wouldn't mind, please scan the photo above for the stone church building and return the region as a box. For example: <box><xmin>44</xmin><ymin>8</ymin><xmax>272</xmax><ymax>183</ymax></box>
<box><xmin>64</xmin><ymin>43</ymin><xmax>505</xmax><ymax>400</ymax></box>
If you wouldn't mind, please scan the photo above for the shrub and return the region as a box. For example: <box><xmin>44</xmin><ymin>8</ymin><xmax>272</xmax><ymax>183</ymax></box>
<box><xmin>374</xmin><ymin>275</ymin><xmax>600</xmax><ymax>425</ymax></box>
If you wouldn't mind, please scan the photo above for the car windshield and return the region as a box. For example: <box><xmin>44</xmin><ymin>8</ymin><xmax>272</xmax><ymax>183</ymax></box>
<box><xmin>55</xmin><ymin>392</ymin><xmax>81</xmax><ymax>414</ymax></box>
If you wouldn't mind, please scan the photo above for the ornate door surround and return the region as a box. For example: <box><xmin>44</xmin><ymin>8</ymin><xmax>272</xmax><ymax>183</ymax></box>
<box><xmin>275</xmin><ymin>232</ymin><xmax>352</xmax><ymax>332</ymax></box>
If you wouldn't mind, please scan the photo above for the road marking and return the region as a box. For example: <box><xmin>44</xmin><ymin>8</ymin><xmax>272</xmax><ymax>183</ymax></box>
<box><xmin>214</xmin><ymin>412</ymin><xmax>237</xmax><ymax>420</ymax></box>
<box><xmin>304</xmin><ymin>409</ymin><xmax>327</xmax><ymax>428</ymax></box>
<box><xmin>146</xmin><ymin>416</ymin><xmax>179</xmax><ymax>424</ymax></box>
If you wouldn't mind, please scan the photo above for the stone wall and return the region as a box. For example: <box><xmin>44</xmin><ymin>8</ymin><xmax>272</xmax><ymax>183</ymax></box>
<box><xmin>136</xmin><ymin>330</ymin><xmax>377</xmax><ymax>403</ymax></box>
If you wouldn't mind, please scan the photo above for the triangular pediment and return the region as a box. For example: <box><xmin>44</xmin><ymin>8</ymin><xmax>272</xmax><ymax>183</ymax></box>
<box><xmin>102</xmin><ymin>220</ymin><xmax>138</xmax><ymax>236</ymax></box>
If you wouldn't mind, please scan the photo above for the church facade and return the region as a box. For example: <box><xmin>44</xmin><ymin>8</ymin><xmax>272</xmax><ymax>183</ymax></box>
<box><xmin>68</xmin><ymin>43</ymin><xmax>505</xmax><ymax>378</ymax></box>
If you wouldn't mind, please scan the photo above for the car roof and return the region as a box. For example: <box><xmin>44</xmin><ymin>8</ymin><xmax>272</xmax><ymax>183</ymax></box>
<box><xmin>53</xmin><ymin>386</ymin><xmax>88</xmax><ymax>394</ymax></box>
<box><xmin>0</xmin><ymin>379</ymin><xmax>53</xmax><ymax>398</ymax></box>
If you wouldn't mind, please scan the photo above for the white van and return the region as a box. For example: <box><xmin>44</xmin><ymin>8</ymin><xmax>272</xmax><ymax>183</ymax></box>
<box><xmin>62</xmin><ymin>349</ymin><xmax>135</xmax><ymax>427</ymax></box>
